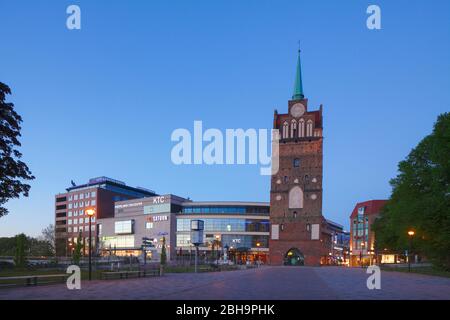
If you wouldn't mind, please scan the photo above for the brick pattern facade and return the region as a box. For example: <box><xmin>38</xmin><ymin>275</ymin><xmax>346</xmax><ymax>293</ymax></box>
<box><xmin>269</xmin><ymin>98</ymin><xmax>329</xmax><ymax>266</ymax></box>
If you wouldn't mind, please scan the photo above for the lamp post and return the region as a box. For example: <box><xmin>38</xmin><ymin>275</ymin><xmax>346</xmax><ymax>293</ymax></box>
<box><xmin>360</xmin><ymin>242</ymin><xmax>365</xmax><ymax>268</ymax></box>
<box><xmin>86</xmin><ymin>208</ymin><xmax>96</xmax><ymax>281</ymax></box>
<box><xmin>407</xmin><ymin>230</ymin><xmax>415</xmax><ymax>272</ymax></box>
<box><xmin>190</xmin><ymin>220</ymin><xmax>204</xmax><ymax>273</ymax></box>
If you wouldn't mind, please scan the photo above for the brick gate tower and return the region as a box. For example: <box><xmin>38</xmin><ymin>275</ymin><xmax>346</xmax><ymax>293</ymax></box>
<box><xmin>269</xmin><ymin>49</ymin><xmax>329</xmax><ymax>266</ymax></box>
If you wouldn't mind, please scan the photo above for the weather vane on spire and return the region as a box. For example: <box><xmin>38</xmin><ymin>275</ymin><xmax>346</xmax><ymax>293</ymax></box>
<box><xmin>298</xmin><ymin>40</ymin><xmax>301</xmax><ymax>52</ymax></box>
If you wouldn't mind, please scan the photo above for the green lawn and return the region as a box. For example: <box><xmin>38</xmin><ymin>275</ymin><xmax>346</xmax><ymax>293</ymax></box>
<box><xmin>381</xmin><ymin>265</ymin><xmax>450</xmax><ymax>278</ymax></box>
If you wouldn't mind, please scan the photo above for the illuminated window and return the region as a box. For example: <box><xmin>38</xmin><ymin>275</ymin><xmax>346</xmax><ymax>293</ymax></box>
<box><xmin>293</xmin><ymin>158</ymin><xmax>300</xmax><ymax>167</ymax></box>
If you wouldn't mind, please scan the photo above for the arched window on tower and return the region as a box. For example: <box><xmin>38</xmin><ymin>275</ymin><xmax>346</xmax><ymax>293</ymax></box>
<box><xmin>299</xmin><ymin>119</ymin><xmax>305</xmax><ymax>137</ymax></box>
<box><xmin>282</xmin><ymin>121</ymin><xmax>289</xmax><ymax>139</ymax></box>
<box><xmin>288</xmin><ymin>186</ymin><xmax>304</xmax><ymax>209</ymax></box>
<box><xmin>291</xmin><ymin>119</ymin><xmax>297</xmax><ymax>138</ymax></box>
<box><xmin>306</xmin><ymin>120</ymin><xmax>313</xmax><ymax>137</ymax></box>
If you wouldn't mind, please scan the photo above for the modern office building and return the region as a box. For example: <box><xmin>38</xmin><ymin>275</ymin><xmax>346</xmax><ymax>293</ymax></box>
<box><xmin>325</xmin><ymin>220</ymin><xmax>350</xmax><ymax>266</ymax></box>
<box><xmin>349</xmin><ymin>200</ymin><xmax>387</xmax><ymax>267</ymax></box>
<box><xmin>176</xmin><ymin>202</ymin><xmax>270</xmax><ymax>264</ymax></box>
<box><xmin>54</xmin><ymin>177</ymin><xmax>157</xmax><ymax>256</ymax></box>
<box><xmin>269</xmin><ymin>49</ymin><xmax>330</xmax><ymax>266</ymax></box>
<box><xmin>97</xmin><ymin>194</ymin><xmax>188</xmax><ymax>261</ymax></box>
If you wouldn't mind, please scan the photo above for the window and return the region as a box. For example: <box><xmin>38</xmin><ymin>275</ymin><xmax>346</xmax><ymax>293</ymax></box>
<box><xmin>85</xmin><ymin>201</ymin><xmax>89</xmax><ymax>207</ymax></box>
<box><xmin>85</xmin><ymin>218</ymin><xmax>89</xmax><ymax>223</ymax></box>
<box><xmin>280</xmin><ymin>224</ymin><xmax>285</xmax><ymax>231</ymax></box>
<box><xmin>69</xmin><ymin>195</ymin><xmax>73</xmax><ymax>201</ymax></box>
<box><xmin>101</xmin><ymin>235</ymin><xmax>135</xmax><ymax>249</ymax></box>
<box><xmin>284</xmin><ymin>176</ymin><xmax>288</xmax><ymax>183</ymax></box>
<box><xmin>68</xmin><ymin>227</ymin><xmax>72</xmax><ymax>233</ymax></box>
<box><xmin>291</xmin><ymin>119</ymin><xmax>297</xmax><ymax>138</ymax></box>
<box><xmin>74</xmin><ymin>203</ymin><xmax>78</xmax><ymax>208</ymax></box>
<box><xmin>74</xmin><ymin>194</ymin><xmax>78</xmax><ymax>200</ymax></box>
<box><xmin>91</xmin><ymin>191</ymin><xmax>96</xmax><ymax>197</ymax></box>
<box><xmin>79</xmin><ymin>226</ymin><xmax>83</xmax><ymax>232</ymax></box>
<box><xmin>80</xmin><ymin>209</ymin><xmax>84</xmax><ymax>215</ymax></box>
<box><xmin>74</xmin><ymin>210</ymin><xmax>78</xmax><ymax>217</ymax></box>
<box><xmin>306</xmin><ymin>120</ymin><xmax>313</xmax><ymax>137</ymax></box>
<box><xmin>293</xmin><ymin>158</ymin><xmax>300</xmax><ymax>167</ymax></box>
<box><xmin>98</xmin><ymin>224</ymin><xmax>102</xmax><ymax>235</ymax></box>
<box><xmin>68</xmin><ymin>219</ymin><xmax>73</xmax><ymax>225</ymax></box>
<box><xmin>282</xmin><ymin>121</ymin><xmax>289</xmax><ymax>139</ymax></box>
<box><xmin>79</xmin><ymin>218</ymin><xmax>83</xmax><ymax>224</ymax></box>
<box><xmin>146</xmin><ymin>222</ymin><xmax>154</xmax><ymax>229</ymax></box>
<box><xmin>91</xmin><ymin>200</ymin><xmax>96</xmax><ymax>206</ymax></box>
<box><xmin>80</xmin><ymin>193</ymin><xmax>84</xmax><ymax>200</ymax></box>
<box><xmin>299</xmin><ymin>119</ymin><xmax>305</xmax><ymax>137</ymax></box>
<box><xmin>293</xmin><ymin>211</ymin><xmax>298</xmax><ymax>218</ymax></box>
<box><xmin>79</xmin><ymin>202</ymin><xmax>84</xmax><ymax>207</ymax></box>
<box><xmin>289</xmin><ymin>186</ymin><xmax>304</xmax><ymax>209</ymax></box>
<box><xmin>115</xmin><ymin>220</ymin><xmax>134</xmax><ymax>234</ymax></box>
<box><xmin>68</xmin><ymin>211</ymin><xmax>72</xmax><ymax>217</ymax></box>
<box><xmin>68</xmin><ymin>203</ymin><xmax>73</xmax><ymax>209</ymax></box>
<box><xmin>74</xmin><ymin>227</ymin><xmax>78</xmax><ymax>233</ymax></box>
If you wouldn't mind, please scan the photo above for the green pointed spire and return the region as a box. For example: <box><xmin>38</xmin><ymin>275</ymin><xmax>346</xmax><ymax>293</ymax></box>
<box><xmin>292</xmin><ymin>48</ymin><xmax>304</xmax><ymax>100</ymax></box>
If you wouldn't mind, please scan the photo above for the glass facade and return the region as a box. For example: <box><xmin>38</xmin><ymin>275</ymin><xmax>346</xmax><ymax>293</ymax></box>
<box><xmin>177</xmin><ymin>218</ymin><xmax>269</xmax><ymax>233</ymax></box>
<box><xmin>181</xmin><ymin>206</ymin><xmax>269</xmax><ymax>215</ymax></box>
<box><xmin>176</xmin><ymin>234</ymin><xmax>269</xmax><ymax>249</ymax></box>
<box><xmin>353</xmin><ymin>207</ymin><xmax>369</xmax><ymax>250</ymax></box>
<box><xmin>100</xmin><ymin>235</ymin><xmax>135</xmax><ymax>249</ymax></box>
<box><xmin>221</xmin><ymin>234</ymin><xmax>269</xmax><ymax>249</ymax></box>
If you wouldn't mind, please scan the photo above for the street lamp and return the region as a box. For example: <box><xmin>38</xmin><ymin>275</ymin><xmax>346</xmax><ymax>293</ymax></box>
<box><xmin>407</xmin><ymin>230</ymin><xmax>415</xmax><ymax>272</ymax></box>
<box><xmin>86</xmin><ymin>208</ymin><xmax>96</xmax><ymax>281</ymax></box>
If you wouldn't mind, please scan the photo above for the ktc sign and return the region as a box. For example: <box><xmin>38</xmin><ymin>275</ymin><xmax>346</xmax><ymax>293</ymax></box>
<box><xmin>153</xmin><ymin>196</ymin><xmax>167</xmax><ymax>204</ymax></box>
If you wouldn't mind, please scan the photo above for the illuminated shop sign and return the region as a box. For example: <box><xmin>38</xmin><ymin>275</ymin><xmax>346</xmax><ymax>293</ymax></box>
<box><xmin>147</xmin><ymin>215</ymin><xmax>169</xmax><ymax>222</ymax></box>
<box><xmin>115</xmin><ymin>202</ymin><xmax>143</xmax><ymax>209</ymax></box>
<box><xmin>152</xmin><ymin>196</ymin><xmax>167</xmax><ymax>204</ymax></box>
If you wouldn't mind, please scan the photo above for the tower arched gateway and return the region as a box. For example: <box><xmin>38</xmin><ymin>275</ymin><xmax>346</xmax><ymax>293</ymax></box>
<box><xmin>269</xmin><ymin>48</ymin><xmax>329</xmax><ymax>266</ymax></box>
<box><xmin>284</xmin><ymin>248</ymin><xmax>305</xmax><ymax>266</ymax></box>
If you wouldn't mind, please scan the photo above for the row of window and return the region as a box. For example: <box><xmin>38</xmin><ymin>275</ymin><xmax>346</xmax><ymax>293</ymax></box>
<box><xmin>68</xmin><ymin>225</ymin><xmax>96</xmax><ymax>233</ymax></box>
<box><xmin>282</xmin><ymin>119</ymin><xmax>314</xmax><ymax>139</ymax></box>
<box><xmin>181</xmin><ymin>206</ymin><xmax>269</xmax><ymax>214</ymax></box>
<box><xmin>68</xmin><ymin>191</ymin><xmax>96</xmax><ymax>201</ymax></box>
<box><xmin>68</xmin><ymin>217</ymin><xmax>96</xmax><ymax>225</ymax></box>
<box><xmin>68</xmin><ymin>200</ymin><xmax>96</xmax><ymax>209</ymax></box>
<box><xmin>68</xmin><ymin>209</ymin><xmax>90</xmax><ymax>217</ymax></box>
<box><xmin>177</xmin><ymin>218</ymin><xmax>270</xmax><ymax>232</ymax></box>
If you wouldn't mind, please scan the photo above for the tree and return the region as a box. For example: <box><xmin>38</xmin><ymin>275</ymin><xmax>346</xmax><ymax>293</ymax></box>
<box><xmin>72</xmin><ymin>231</ymin><xmax>83</xmax><ymax>265</ymax></box>
<box><xmin>40</xmin><ymin>224</ymin><xmax>56</xmax><ymax>256</ymax></box>
<box><xmin>373</xmin><ymin>113</ymin><xmax>450</xmax><ymax>269</ymax></box>
<box><xmin>0</xmin><ymin>82</ymin><xmax>35</xmax><ymax>218</ymax></box>
<box><xmin>160</xmin><ymin>237</ymin><xmax>167</xmax><ymax>266</ymax></box>
<box><xmin>14</xmin><ymin>233</ymin><xmax>27</xmax><ymax>268</ymax></box>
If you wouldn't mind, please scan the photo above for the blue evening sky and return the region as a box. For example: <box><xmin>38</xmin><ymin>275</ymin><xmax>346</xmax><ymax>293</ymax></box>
<box><xmin>1</xmin><ymin>0</ymin><xmax>449</xmax><ymax>236</ymax></box>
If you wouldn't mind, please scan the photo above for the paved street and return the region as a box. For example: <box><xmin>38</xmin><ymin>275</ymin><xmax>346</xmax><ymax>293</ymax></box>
<box><xmin>1</xmin><ymin>266</ymin><xmax>450</xmax><ymax>300</ymax></box>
